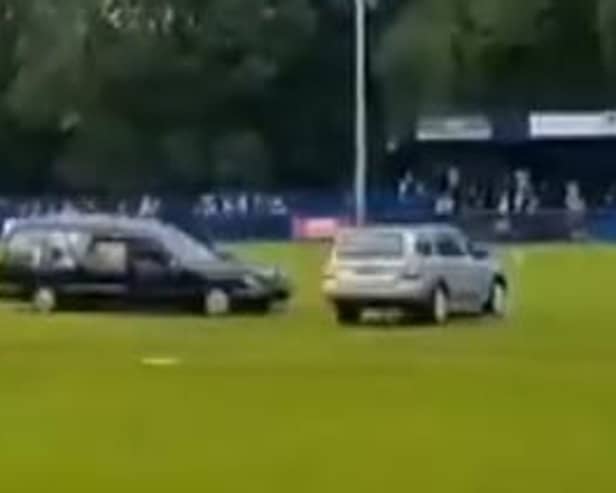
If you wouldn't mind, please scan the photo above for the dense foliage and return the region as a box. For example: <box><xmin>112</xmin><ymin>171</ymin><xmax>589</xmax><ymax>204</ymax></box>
<box><xmin>1</xmin><ymin>0</ymin><xmax>615</xmax><ymax>193</ymax></box>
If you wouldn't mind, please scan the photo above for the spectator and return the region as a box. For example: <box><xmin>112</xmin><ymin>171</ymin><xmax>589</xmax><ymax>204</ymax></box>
<box><xmin>61</xmin><ymin>200</ymin><xmax>78</xmax><ymax>216</ymax></box>
<box><xmin>116</xmin><ymin>200</ymin><xmax>128</xmax><ymax>216</ymax></box>
<box><xmin>512</xmin><ymin>168</ymin><xmax>535</xmax><ymax>215</ymax></box>
<box><xmin>466</xmin><ymin>182</ymin><xmax>486</xmax><ymax>210</ymax></box>
<box><xmin>565</xmin><ymin>181</ymin><xmax>586</xmax><ymax>213</ymax></box>
<box><xmin>138</xmin><ymin>195</ymin><xmax>161</xmax><ymax>217</ymax></box>
<box><xmin>222</xmin><ymin>196</ymin><xmax>236</xmax><ymax>215</ymax></box>
<box><xmin>604</xmin><ymin>184</ymin><xmax>616</xmax><ymax>208</ymax></box>
<box><xmin>270</xmin><ymin>196</ymin><xmax>289</xmax><ymax>216</ymax></box>
<box><xmin>447</xmin><ymin>166</ymin><xmax>461</xmax><ymax>190</ymax></box>
<box><xmin>252</xmin><ymin>193</ymin><xmax>265</xmax><ymax>215</ymax></box>
<box><xmin>31</xmin><ymin>200</ymin><xmax>42</xmax><ymax>217</ymax></box>
<box><xmin>195</xmin><ymin>194</ymin><xmax>219</xmax><ymax>217</ymax></box>
<box><xmin>445</xmin><ymin>166</ymin><xmax>462</xmax><ymax>213</ymax></box>
<box><xmin>498</xmin><ymin>190</ymin><xmax>510</xmax><ymax>217</ymax></box>
<box><xmin>398</xmin><ymin>170</ymin><xmax>415</xmax><ymax>202</ymax></box>
<box><xmin>536</xmin><ymin>181</ymin><xmax>550</xmax><ymax>208</ymax></box>
<box><xmin>237</xmin><ymin>194</ymin><xmax>249</xmax><ymax>215</ymax></box>
<box><xmin>435</xmin><ymin>193</ymin><xmax>455</xmax><ymax>218</ymax></box>
<box><xmin>565</xmin><ymin>181</ymin><xmax>587</xmax><ymax>240</ymax></box>
<box><xmin>527</xmin><ymin>195</ymin><xmax>540</xmax><ymax>216</ymax></box>
<box><xmin>138</xmin><ymin>195</ymin><xmax>152</xmax><ymax>217</ymax></box>
<box><xmin>79</xmin><ymin>197</ymin><xmax>97</xmax><ymax>213</ymax></box>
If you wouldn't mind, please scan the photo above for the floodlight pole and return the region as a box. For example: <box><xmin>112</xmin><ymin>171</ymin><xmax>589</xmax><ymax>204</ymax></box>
<box><xmin>354</xmin><ymin>0</ymin><xmax>368</xmax><ymax>226</ymax></box>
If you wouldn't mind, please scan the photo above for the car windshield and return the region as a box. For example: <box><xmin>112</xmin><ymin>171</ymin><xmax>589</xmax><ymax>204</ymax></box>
<box><xmin>156</xmin><ymin>225</ymin><xmax>220</xmax><ymax>264</ymax></box>
<box><xmin>337</xmin><ymin>232</ymin><xmax>404</xmax><ymax>259</ymax></box>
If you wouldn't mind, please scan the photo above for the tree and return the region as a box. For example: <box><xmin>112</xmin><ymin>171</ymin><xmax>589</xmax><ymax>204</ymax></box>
<box><xmin>2</xmin><ymin>0</ymin><xmax>615</xmax><ymax>194</ymax></box>
<box><xmin>0</xmin><ymin>0</ymin><xmax>321</xmax><ymax>193</ymax></box>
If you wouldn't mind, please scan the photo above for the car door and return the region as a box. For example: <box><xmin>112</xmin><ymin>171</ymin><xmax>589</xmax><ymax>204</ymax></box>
<box><xmin>414</xmin><ymin>234</ymin><xmax>436</xmax><ymax>280</ymax></box>
<box><xmin>434</xmin><ymin>232</ymin><xmax>476</xmax><ymax>310</ymax></box>
<box><xmin>456</xmin><ymin>234</ymin><xmax>491</xmax><ymax>308</ymax></box>
<box><xmin>128</xmin><ymin>237</ymin><xmax>203</xmax><ymax>307</ymax></box>
<box><xmin>467</xmin><ymin>241</ymin><xmax>498</xmax><ymax>305</ymax></box>
<box><xmin>79</xmin><ymin>237</ymin><xmax>130</xmax><ymax>301</ymax></box>
<box><xmin>36</xmin><ymin>230</ymin><xmax>85</xmax><ymax>289</ymax></box>
<box><xmin>129</xmin><ymin>237</ymin><xmax>177</xmax><ymax>304</ymax></box>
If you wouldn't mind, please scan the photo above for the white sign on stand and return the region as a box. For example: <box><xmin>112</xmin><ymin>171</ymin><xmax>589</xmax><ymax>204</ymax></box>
<box><xmin>530</xmin><ymin>111</ymin><xmax>616</xmax><ymax>139</ymax></box>
<box><xmin>416</xmin><ymin>115</ymin><xmax>493</xmax><ymax>142</ymax></box>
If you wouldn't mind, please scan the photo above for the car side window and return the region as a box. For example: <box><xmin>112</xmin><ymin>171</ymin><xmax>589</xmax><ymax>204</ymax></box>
<box><xmin>416</xmin><ymin>237</ymin><xmax>433</xmax><ymax>257</ymax></box>
<box><xmin>436</xmin><ymin>234</ymin><xmax>466</xmax><ymax>258</ymax></box>
<box><xmin>85</xmin><ymin>240</ymin><xmax>128</xmax><ymax>275</ymax></box>
<box><xmin>130</xmin><ymin>239</ymin><xmax>171</xmax><ymax>271</ymax></box>
<box><xmin>42</xmin><ymin>231</ymin><xmax>86</xmax><ymax>270</ymax></box>
<box><xmin>64</xmin><ymin>232</ymin><xmax>91</xmax><ymax>259</ymax></box>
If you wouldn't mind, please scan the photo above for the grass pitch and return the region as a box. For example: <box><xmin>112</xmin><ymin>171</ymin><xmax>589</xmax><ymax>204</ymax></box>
<box><xmin>1</xmin><ymin>243</ymin><xmax>616</xmax><ymax>492</ymax></box>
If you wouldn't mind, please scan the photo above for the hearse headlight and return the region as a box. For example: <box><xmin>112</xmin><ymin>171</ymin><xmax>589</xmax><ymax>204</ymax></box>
<box><xmin>243</xmin><ymin>275</ymin><xmax>263</xmax><ymax>289</ymax></box>
<box><xmin>254</xmin><ymin>266</ymin><xmax>286</xmax><ymax>283</ymax></box>
<box><xmin>262</xmin><ymin>267</ymin><xmax>279</xmax><ymax>279</ymax></box>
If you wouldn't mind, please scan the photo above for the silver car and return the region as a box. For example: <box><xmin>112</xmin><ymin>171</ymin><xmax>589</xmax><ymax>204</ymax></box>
<box><xmin>323</xmin><ymin>225</ymin><xmax>508</xmax><ymax>325</ymax></box>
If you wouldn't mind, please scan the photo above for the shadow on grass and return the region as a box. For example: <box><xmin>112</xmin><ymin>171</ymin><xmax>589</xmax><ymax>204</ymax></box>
<box><xmin>11</xmin><ymin>300</ymin><xmax>287</xmax><ymax>321</ymax></box>
<box><xmin>345</xmin><ymin>312</ymin><xmax>506</xmax><ymax>334</ymax></box>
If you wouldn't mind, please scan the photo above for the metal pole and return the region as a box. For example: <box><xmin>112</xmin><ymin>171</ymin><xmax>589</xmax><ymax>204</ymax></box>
<box><xmin>354</xmin><ymin>0</ymin><xmax>368</xmax><ymax>226</ymax></box>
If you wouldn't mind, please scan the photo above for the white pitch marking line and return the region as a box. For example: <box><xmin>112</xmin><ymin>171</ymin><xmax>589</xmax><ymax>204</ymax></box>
<box><xmin>140</xmin><ymin>357</ymin><xmax>182</xmax><ymax>368</ymax></box>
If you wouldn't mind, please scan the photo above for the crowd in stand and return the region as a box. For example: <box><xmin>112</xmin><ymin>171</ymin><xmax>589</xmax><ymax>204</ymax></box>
<box><xmin>0</xmin><ymin>168</ymin><xmax>612</xmax><ymax>227</ymax></box>
<box><xmin>397</xmin><ymin>166</ymin><xmax>600</xmax><ymax>218</ymax></box>
<box><xmin>192</xmin><ymin>194</ymin><xmax>289</xmax><ymax>217</ymax></box>
<box><xmin>0</xmin><ymin>193</ymin><xmax>291</xmax><ymax>221</ymax></box>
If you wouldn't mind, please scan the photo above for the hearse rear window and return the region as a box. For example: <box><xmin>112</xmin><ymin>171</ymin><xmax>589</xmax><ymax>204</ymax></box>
<box><xmin>6</xmin><ymin>230</ymin><xmax>47</xmax><ymax>267</ymax></box>
<box><xmin>337</xmin><ymin>232</ymin><xmax>404</xmax><ymax>259</ymax></box>
<box><xmin>6</xmin><ymin>229</ymin><xmax>91</xmax><ymax>269</ymax></box>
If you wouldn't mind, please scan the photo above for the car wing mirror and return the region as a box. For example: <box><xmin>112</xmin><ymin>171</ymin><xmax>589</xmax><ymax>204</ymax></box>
<box><xmin>216</xmin><ymin>250</ymin><xmax>235</xmax><ymax>262</ymax></box>
<box><xmin>469</xmin><ymin>243</ymin><xmax>490</xmax><ymax>260</ymax></box>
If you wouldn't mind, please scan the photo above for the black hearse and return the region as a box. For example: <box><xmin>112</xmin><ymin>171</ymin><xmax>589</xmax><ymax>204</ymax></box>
<box><xmin>0</xmin><ymin>215</ymin><xmax>291</xmax><ymax>314</ymax></box>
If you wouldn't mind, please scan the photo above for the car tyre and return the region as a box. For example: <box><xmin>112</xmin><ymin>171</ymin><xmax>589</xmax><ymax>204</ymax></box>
<box><xmin>430</xmin><ymin>286</ymin><xmax>449</xmax><ymax>325</ymax></box>
<box><xmin>335</xmin><ymin>302</ymin><xmax>361</xmax><ymax>325</ymax></box>
<box><xmin>486</xmin><ymin>282</ymin><xmax>507</xmax><ymax>318</ymax></box>
<box><xmin>32</xmin><ymin>286</ymin><xmax>57</xmax><ymax>314</ymax></box>
<box><xmin>204</xmin><ymin>288</ymin><xmax>231</xmax><ymax>316</ymax></box>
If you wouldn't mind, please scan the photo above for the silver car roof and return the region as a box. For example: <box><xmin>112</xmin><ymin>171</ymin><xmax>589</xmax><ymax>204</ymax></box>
<box><xmin>337</xmin><ymin>224</ymin><xmax>462</xmax><ymax>238</ymax></box>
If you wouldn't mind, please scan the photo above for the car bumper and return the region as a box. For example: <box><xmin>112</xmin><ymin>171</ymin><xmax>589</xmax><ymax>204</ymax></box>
<box><xmin>323</xmin><ymin>278</ymin><xmax>431</xmax><ymax>305</ymax></box>
<box><xmin>234</xmin><ymin>285</ymin><xmax>291</xmax><ymax>303</ymax></box>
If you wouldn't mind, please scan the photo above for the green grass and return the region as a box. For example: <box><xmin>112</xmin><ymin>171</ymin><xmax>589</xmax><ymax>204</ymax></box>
<box><xmin>1</xmin><ymin>243</ymin><xmax>616</xmax><ymax>492</ymax></box>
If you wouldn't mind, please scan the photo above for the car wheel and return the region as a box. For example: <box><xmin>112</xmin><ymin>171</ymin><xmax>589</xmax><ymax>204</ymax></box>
<box><xmin>32</xmin><ymin>287</ymin><xmax>57</xmax><ymax>314</ymax></box>
<box><xmin>335</xmin><ymin>302</ymin><xmax>361</xmax><ymax>325</ymax></box>
<box><xmin>487</xmin><ymin>282</ymin><xmax>507</xmax><ymax>318</ymax></box>
<box><xmin>430</xmin><ymin>286</ymin><xmax>449</xmax><ymax>325</ymax></box>
<box><xmin>204</xmin><ymin>289</ymin><xmax>231</xmax><ymax>316</ymax></box>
